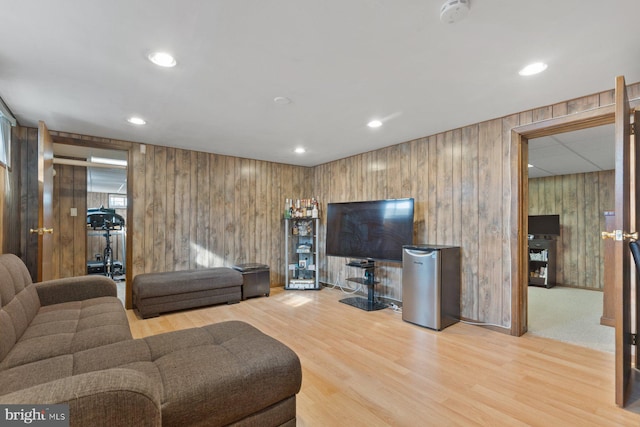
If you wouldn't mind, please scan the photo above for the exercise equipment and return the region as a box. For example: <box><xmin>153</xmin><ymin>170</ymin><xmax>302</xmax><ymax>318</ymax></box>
<box><xmin>87</xmin><ymin>206</ymin><xmax>125</xmax><ymax>278</ymax></box>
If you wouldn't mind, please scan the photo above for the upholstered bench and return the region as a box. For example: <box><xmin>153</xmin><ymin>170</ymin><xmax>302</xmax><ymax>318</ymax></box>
<box><xmin>132</xmin><ymin>268</ymin><xmax>242</xmax><ymax>318</ymax></box>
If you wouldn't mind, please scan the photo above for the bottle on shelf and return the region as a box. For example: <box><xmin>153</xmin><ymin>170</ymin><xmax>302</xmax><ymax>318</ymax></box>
<box><xmin>306</xmin><ymin>200</ymin><xmax>312</xmax><ymax>217</ymax></box>
<box><xmin>284</xmin><ymin>197</ymin><xmax>321</xmax><ymax>219</ymax></box>
<box><xmin>284</xmin><ymin>199</ymin><xmax>292</xmax><ymax>219</ymax></box>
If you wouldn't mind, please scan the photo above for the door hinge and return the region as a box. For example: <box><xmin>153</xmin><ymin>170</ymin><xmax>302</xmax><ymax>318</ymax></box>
<box><xmin>631</xmin><ymin>122</ymin><xmax>636</xmax><ymax>136</ymax></box>
<box><xmin>632</xmin><ymin>334</ymin><xmax>637</xmax><ymax>346</ymax></box>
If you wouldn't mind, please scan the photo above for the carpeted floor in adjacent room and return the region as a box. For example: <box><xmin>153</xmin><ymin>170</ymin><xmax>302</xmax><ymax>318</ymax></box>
<box><xmin>528</xmin><ymin>285</ymin><xmax>614</xmax><ymax>353</ymax></box>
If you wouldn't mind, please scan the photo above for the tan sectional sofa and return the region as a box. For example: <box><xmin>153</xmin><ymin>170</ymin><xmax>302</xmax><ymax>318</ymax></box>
<box><xmin>0</xmin><ymin>254</ymin><xmax>302</xmax><ymax>426</ymax></box>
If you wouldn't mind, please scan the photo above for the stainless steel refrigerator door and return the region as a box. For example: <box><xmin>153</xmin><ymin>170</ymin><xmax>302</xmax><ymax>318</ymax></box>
<box><xmin>402</xmin><ymin>248</ymin><xmax>440</xmax><ymax>329</ymax></box>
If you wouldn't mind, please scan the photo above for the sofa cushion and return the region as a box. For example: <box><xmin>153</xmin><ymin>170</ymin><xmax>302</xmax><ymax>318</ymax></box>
<box><xmin>0</xmin><ymin>255</ymin><xmax>40</xmax><ymax>361</ymax></box>
<box><xmin>36</xmin><ymin>275</ymin><xmax>118</xmax><ymax>306</ymax></box>
<box><xmin>64</xmin><ymin>321</ymin><xmax>301</xmax><ymax>426</ymax></box>
<box><xmin>0</xmin><ymin>369</ymin><xmax>163</xmax><ymax>427</ymax></box>
<box><xmin>2</xmin><ymin>286</ymin><xmax>40</xmax><ymax>345</ymax></box>
<box><xmin>146</xmin><ymin>321</ymin><xmax>301</xmax><ymax>426</ymax></box>
<box><xmin>73</xmin><ymin>340</ymin><xmax>153</xmax><ymax>373</ymax></box>
<box><xmin>0</xmin><ymin>297</ymin><xmax>131</xmax><ymax>370</ymax></box>
<box><xmin>1</xmin><ymin>299</ymin><xmax>30</xmax><ymax>356</ymax></box>
<box><xmin>73</xmin><ymin>342</ymin><xmax>164</xmax><ymax>395</ymax></box>
<box><xmin>0</xmin><ymin>355</ymin><xmax>74</xmax><ymax>395</ymax></box>
<box><xmin>0</xmin><ymin>310</ymin><xmax>17</xmax><ymax>361</ymax></box>
<box><xmin>0</xmin><ymin>333</ymin><xmax>156</xmax><ymax>397</ymax></box>
<box><xmin>0</xmin><ymin>254</ymin><xmax>34</xmax><ymax>309</ymax></box>
<box><xmin>15</xmin><ymin>285</ymin><xmax>41</xmax><ymax>327</ymax></box>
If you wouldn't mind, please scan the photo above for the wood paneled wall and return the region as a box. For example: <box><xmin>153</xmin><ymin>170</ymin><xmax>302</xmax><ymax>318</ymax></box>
<box><xmin>16</xmin><ymin>127</ymin><xmax>39</xmax><ymax>279</ymax></box>
<box><xmin>128</xmin><ymin>145</ymin><xmax>312</xmax><ymax>285</ymax></box>
<box><xmin>529</xmin><ymin>170</ymin><xmax>614</xmax><ymax>290</ymax></box>
<box><xmin>314</xmin><ymin>83</ymin><xmax>640</xmax><ymax>328</ymax></box>
<box><xmin>51</xmin><ymin>164</ymin><xmax>87</xmax><ymax>278</ymax></box>
<box><xmin>47</xmin><ymin>132</ymin><xmax>314</xmax><ymax>307</ymax></box>
<box><xmin>313</xmin><ymin>123</ymin><xmax>508</xmax><ymax>324</ymax></box>
<box><xmin>5</xmin><ymin>81</ymin><xmax>638</xmax><ymax>327</ymax></box>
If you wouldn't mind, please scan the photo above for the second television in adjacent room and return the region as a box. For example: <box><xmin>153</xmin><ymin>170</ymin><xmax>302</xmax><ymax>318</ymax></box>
<box><xmin>528</xmin><ymin>214</ymin><xmax>560</xmax><ymax>236</ymax></box>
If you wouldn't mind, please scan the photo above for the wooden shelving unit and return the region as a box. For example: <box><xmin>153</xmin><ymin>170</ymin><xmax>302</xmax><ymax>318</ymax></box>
<box><xmin>284</xmin><ymin>217</ymin><xmax>320</xmax><ymax>290</ymax></box>
<box><xmin>528</xmin><ymin>238</ymin><xmax>556</xmax><ymax>288</ymax></box>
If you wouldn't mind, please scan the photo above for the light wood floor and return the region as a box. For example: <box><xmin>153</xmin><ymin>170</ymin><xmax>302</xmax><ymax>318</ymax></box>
<box><xmin>126</xmin><ymin>286</ymin><xmax>640</xmax><ymax>426</ymax></box>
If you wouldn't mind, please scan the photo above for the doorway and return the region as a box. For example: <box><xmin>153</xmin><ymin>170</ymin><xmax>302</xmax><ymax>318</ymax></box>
<box><xmin>52</xmin><ymin>144</ymin><xmax>128</xmax><ymax>305</ymax></box>
<box><xmin>511</xmin><ymin>102</ymin><xmax>616</xmax><ymax>337</ymax></box>
<box><xmin>526</xmin><ymin>125</ymin><xmax>616</xmax><ymax>351</ymax></box>
<box><xmin>512</xmin><ymin>79</ymin><xmax>640</xmax><ymax>406</ymax></box>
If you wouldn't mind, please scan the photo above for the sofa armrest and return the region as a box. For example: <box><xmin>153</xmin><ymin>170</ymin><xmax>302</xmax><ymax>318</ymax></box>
<box><xmin>36</xmin><ymin>275</ymin><xmax>118</xmax><ymax>306</ymax></box>
<box><xmin>0</xmin><ymin>369</ymin><xmax>161</xmax><ymax>427</ymax></box>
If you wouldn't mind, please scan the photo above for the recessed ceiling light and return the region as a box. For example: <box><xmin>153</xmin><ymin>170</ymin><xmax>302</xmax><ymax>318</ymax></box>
<box><xmin>519</xmin><ymin>62</ymin><xmax>547</xmax><ymax>76</ymax></box>
<box><xmin>274</xmin><ymin>96</ymin><xmax>291</xmax><ymax>105</ymax></box>
<box><xmin>294</xmin><ymin>147</ymin><xmax>306</xmax><ymax>154</ymax></box>
<box><xmin>367</xmin><ymin>120</ymin><xmax>382</xmax><ymax>128</ymax></box>
<box><xmin>127</xmin><ymin>117</ymin><xmax>146</xmax><ymax>125</ymax></box>
<box><xmin>148</xmin><ymin>52</ymin><xmax>177</xmax><ymax>67</ymax></box>
<box><xmin>528</xmin><ymin>164</ymin><xmax>534</xmax><ymax>168</ymax></box>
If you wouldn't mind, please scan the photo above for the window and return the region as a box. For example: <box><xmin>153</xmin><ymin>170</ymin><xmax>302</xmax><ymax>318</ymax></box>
<box><xmin>108</xmin><ymin>194</ymin><xmax>127</xmax><ymax>209</ymax></box>
<box><xmin>0</xmin><ymin>116</ymin><xmax>10</xmax><ymax>168</ymax></box>
<box><xmin>0</xmin><ymin>97</ymin><xmax>16</xmax><ymax>169</ymax></box>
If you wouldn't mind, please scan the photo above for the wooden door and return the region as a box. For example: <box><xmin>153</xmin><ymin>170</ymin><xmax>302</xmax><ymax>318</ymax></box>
<box><xmin>610</xmin><ymin>75</ymin><xmax>634</xmax><ymax>406</ymax></box>
<box><xmin>33</xmin><ymin>121</ymin><xmax>54</xmax><ymax>282</ymax></box>
<box><xmin>634</xmin><ymin>110</ymin><xmax>640</xmax><ymax>372</ymax></box>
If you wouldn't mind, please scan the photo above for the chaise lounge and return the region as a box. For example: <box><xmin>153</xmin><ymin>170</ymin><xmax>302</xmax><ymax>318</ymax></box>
<box><xmin>0</xmin><ymin>254</ymin><xmax>302</xmax><ymax>426</ymax></box>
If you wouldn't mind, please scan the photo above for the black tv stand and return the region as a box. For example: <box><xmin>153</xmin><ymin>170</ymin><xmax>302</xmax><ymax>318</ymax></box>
<box><xmin>347</xmin><ymin>259</ymin><xmax>375</xmax><ymax>268</ymax></box>
<box><xmin>340</xmin><ymin>261</ymin><xmax>387</xmax><ymax>311</ymax></box>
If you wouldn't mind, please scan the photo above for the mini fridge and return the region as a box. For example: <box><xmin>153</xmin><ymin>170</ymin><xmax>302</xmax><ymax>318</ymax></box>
<box><xmin>402</xmin><ymin>245</ymin><xmax>461</xmax><ymax>330</ymax></box>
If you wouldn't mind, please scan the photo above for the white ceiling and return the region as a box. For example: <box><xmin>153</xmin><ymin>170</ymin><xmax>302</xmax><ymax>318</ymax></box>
<box><xmin>528</xmin><ymin>124</ymin><xmax>615</xmax><ymax>179</ymax></box>
<box><xmin>85</xmin><ymin>167</ymin><xmax>126</xmax><ymax>194</ymax></box>
<box><xmin>2</xmin><ymin>1</ymin><xmax>639</xmax><ymax>169</ymax></box>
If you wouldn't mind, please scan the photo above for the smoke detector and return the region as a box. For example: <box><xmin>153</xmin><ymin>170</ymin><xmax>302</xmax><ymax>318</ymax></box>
<box><xmin>440</xmin><ymin>0</ymin><xmax>470</xmax><ymax>24</ymax></box>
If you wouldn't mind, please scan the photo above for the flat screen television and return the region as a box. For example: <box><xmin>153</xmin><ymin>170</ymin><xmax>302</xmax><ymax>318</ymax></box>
<box><xmin>325</xmin><ymin>198</ymin><xmax>414</xmax><ymax>262</ymax></box>
<box><xmin>528</xmin><ymin>214</ymin><xmax>560</xmax><ymax>236</ymax></box>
